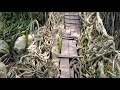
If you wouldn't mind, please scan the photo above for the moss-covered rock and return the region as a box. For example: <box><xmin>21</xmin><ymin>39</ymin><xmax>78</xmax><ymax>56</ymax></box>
<box><xmin>0</xmin><ymin>40</ymin><xmax>9</xmax><ymax>57</ymax></box>
<box><xmin>0</xmin><ymin>61</ymin><xmax>7</xmax><ymax>78</ymax></box>
<box><xmin>13</xmin><ymin>34</ymin><xmax>34</xmax><ymax>54</ymax></box>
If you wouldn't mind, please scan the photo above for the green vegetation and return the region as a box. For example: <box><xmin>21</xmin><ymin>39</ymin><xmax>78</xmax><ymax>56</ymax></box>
<box><xmin>0</xmin><ymin>12</ymin><xmax>48</xmax><ymax>61</ymax></box>
<box><xmin>56</xmin><ymin>34</ymin><xmax>62</xmax><ymax>54</ymax></box>
<box><xmin>0</xmin><ymin>12</ymin><xmax>48</xmax><ymax>40</ymax></box>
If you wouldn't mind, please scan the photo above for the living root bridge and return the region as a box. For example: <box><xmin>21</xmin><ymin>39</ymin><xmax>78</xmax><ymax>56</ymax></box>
<box><xmin>70</xmin><ymin>12</ymin><xmax>120</xmax><ymax>78</ymax></box>
<box><xmin>7</xmin><ymin>13</ymin><xmax>62</xmax><ymax>78</ymax></box>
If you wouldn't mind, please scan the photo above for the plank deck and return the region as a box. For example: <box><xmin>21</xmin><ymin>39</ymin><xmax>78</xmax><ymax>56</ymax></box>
<box><xmin>60</xmin><ymin>58</ymin><xmax>70</xmax><ymax>78</ymax></box>
<box><xmin>68</xmin><ymin>40</ymin><xmax>77</xmax><ymax>56</ymax></box>
<box><xmin>59</xmin><ymin>12</ymin><xmax>80</xmax><ymax>78</ymax></box>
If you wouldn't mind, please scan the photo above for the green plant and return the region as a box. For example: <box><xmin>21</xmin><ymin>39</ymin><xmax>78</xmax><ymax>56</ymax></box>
<box><xmin>0</xmin><ymin>12</ymin><xmax>48</xmax><ymax>39</ymax></box>
<box><xmin>56</xmin><ymin>35</ymin><xmax>62</xmax><ymax>54</ymax></box>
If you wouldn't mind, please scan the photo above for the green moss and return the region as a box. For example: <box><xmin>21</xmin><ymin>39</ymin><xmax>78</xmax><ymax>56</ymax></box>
<box><xmin>56</xmin><ymin>35</ymin><xmax>62</xmax><ymax>54</ymax></box>
<box><xmin>0</xmin><ymin>40</ymin><xmax>9</xmax><ymax>54</ymax></box>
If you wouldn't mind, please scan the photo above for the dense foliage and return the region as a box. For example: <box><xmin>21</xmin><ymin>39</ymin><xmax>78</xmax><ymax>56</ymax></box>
<box><xmin>0</xmin><ymin>12</ymin><xmax>48</xmax><ymax>40</ymax></box>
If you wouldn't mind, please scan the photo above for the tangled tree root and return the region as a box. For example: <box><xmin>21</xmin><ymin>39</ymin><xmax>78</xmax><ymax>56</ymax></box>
<box><xmin>7</xmin><ymin>54</ymin><xmax>60</xmax><ymax>78</ymax></box>
<box><xmin>70</xmin><ymin>12</ymin><xmax>120</xmax><ymax>78</ymax></box>
<box><xmin>6</xmin><ymin>12</ymin><xmax>63</xmax><ymax>78</ymax></box>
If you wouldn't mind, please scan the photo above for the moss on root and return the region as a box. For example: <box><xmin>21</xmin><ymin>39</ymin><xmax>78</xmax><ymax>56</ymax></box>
<box><xmin>56</xmin><ymin>34</ymin><xmax>62</xmax><ymax>54</ymax></box>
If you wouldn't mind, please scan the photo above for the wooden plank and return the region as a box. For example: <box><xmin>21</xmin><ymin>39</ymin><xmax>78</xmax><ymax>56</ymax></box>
<box><xmin>65</xmin><ymin>18</ymin><xmax>80</xmax><ymax>20</ymax></box>
<box><xmin>69</xmin><ymin>12</ymin><xmax>79</xmax><ymax>15</ymax></box>
<box><xmin>66</xmin><ymin>28</ymin><xmax>71</xmax><ymax>35</ymax></box>
<box><xmin>64</xmin><ymin>12</ymin><xmax>80</xmax><ymax>31</ymax></box>
<box><xmin>64</xmin><ymin>15</ymin><xmax>79</xmax><ymax>16</ymax></box>
<box><xmin>65</xmin><ymin>17</ymin><xmax>79</xmax><ymax>21</ymax></box>
<box><xmin>58</xmin><ymin>54</ymin><xmax>77</xmax><ymax>58</ymax></box>
<box><xmin>63</xmin><ymin>29</ymin><xmax>71</xmax><ymax>37</ymax></box>
<box><xmin>62</xmin><ymin>35</ymin><xmax>78</xmax><ymax>39</ymax></box>
<box><xmin>65</xmin><ymin>19</ymin><xmax>80</xmax><ymax>24</ymax></box>
<box><xmin>59</xmin><ymin>12</ymin><xmax>80</xmax><ymax>78</ymax></box>
<box><xmin>64</xmin><ymin>12</ymin><xmax>79</xmax><ymax>16</ymax></box>
<box><xmin>65</xmin><ymin>23</ymin><xmax>80</xmax><ymax>28</ymax></box>
<box><xmin>69</xmin><ymin>40</ymin><xmax>77</xmax><ymax>56</ymax></box>
<box><xmin>62</xmin><ymin>37</ymin><xmax>74</xmax><ymax>40</ymax></box>
<box><xmin>60</xmin><ymin>32</ymin><xmax>70</xmax><ymax>78</ymax></box>
<box><xmin>60</xmin><ymin>58</ymin><xmax>70</xmax><ymax>78</ymax></box>
<box><xmin>61</xmin><ymin>39</ymin><xmax>69</xmax><ymax>56</ymax></box>
<box><xmin>65</xmin><ymin>16</ymin><xmax>80</xmax><ymax>20</ymax></box>
<box><xmin>62</xmin><ymin>35</ymin><xmax>78</xmax><ymax>40</ymax></box>
<box><xmin>70</xmin><ymin>30</ymin><xmax>80</xmax><ymax>38</ymax></box>
<box><xmin>68</xmin><ymin>40</ymin><xmax>77</xmax><ymax>78</ymax></box>
<box><xmin>65</xmin><ymin>25</ymin><xmax>80</xmax><ymax>30</ymax></box>
<box><xmin>58</xmin><ymin>55</ymin><xmax>83</xmax><ymax>58</ymax></box>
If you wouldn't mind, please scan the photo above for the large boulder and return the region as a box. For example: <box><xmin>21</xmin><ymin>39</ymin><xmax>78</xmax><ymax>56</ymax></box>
<box><xmin>0</xmin><ymin>40</ymin><xmax>9</xmax><ymax>57</ymax></box>
<box><xmin>13</xmin><ymin>34</ymin><xmax>34</xmax><ymax>54</ymax></box>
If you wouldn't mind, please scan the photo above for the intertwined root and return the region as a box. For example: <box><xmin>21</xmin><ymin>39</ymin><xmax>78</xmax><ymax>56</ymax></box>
<box><xmin>7</xmin><ymin>12</ymin><xmax>63</xmax><ymax>78</ymax></box>
<box><xmin>7</xmin><ymin>54</ymin><xmax>60</xmax><ymax>78</ymax></box>
<box><xmin>7</xmin><ymin>12</ymin><xmax>120</xmax><ymax>78</ymax></box>
<box><xmin>70</xmin><ymin>12</ymin><xmax>120</xmax><ymax>78</ymax></box>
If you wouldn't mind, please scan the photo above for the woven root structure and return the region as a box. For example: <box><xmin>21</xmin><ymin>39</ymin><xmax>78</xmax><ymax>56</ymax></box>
<box><xmin>6</xmin><ymin>12</ymin><xmax>64</xmax><ymax>78</ymax></box>
<box><xmin>70</xmin><ymin>12</ymin><xmax>120</xmax><ymax>78</ymax></box>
